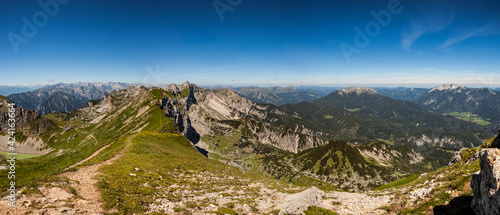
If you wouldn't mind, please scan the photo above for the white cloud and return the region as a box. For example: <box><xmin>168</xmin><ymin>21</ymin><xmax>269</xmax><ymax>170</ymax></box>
<box><xmin>438</xmin><ymin>17</ymin><xmax>500</xmax><ymax>50</ymax></box>
<box><xmin>401</xmin><ymin>1</ymin><xmax>455</xmax><ymax>51</ymax></box>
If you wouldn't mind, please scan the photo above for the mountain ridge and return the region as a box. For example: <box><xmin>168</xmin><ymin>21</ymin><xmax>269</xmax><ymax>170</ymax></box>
<box><xmin>415</xmin><ymin>84</ymin><xmax>500</xmax><ymax>130</ymax></box>
<box><xmin>0</xmin><ymin>82</ymin><xmax>497</xmax><ymax>214</ymax></box>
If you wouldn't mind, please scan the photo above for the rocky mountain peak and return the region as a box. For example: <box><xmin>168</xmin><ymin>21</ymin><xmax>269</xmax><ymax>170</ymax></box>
<box><xmin>429</xmin><ymin>84</ymin><xmax>465</xmax><ymax>93</ymax></box>
<box><xmin>339</xmin><ymin>86</ymin><xmax>380</xmax><ymax>95</ymax></box>
<box><xmin>181</xmin><ymin>80</ymin><xmax>191</xmax><ymax>88</ymax></box>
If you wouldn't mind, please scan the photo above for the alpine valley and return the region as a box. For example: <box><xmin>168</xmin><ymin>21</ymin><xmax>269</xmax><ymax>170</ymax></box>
<box><xmin>0</xmin><ymin>82</ymin><xmax>498</xmax><ymax>214</ymax></box>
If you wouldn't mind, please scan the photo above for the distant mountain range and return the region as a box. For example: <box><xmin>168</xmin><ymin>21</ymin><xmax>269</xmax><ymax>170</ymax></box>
<box><xmin>375</xmin><ymin>87</ymin><xmax>430</xmax><ymax>101</ymax></box>
<box><xmin>234</xmin><ymin>86</ymin><xmax>431</xmax><ymax>106</ymax></box>
<box><xmin>311</xmin><ymin>87</ymin><xmax>482</xmax><ymax>135</ymax></box>
<box><xmin>295</xmin><ymin>86</ymin><xmax>342</xmax><ymax>96</ymax></box>
<box><xmin>7</xmin><ymin>82</ymin><xmax>131</xmax><ymax>115</ymax></box>
<box><xmin>234</xmin><ymin>86</ymin><xmax>324</xmax><ymax>106</ymax></box>
<box><xmin>415</xmin><ymin>84</ymin><xmax>500</xmax><ymax>129</ymax></box>
<box><xmin>234</xmin><ymin>84</ymin><xmax>500</xmax><ymax>131</ymax></box>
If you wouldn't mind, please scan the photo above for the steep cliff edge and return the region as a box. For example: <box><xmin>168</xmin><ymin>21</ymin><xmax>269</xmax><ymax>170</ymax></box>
<box><xmin>471</xmin><ymin>147</ymin><xmax>500</xmax><ymax>215</ymax></box>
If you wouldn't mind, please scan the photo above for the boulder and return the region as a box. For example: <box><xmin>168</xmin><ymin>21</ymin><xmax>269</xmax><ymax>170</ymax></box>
<box><xmin>280</xmin><ymin>186</ymin><xmax>325</xmax><ymax>215</ymax></box>
<box><xmin>448</xmin><ymin>148</ymin><xmax>466</xmax><ymax>166</ymax></box>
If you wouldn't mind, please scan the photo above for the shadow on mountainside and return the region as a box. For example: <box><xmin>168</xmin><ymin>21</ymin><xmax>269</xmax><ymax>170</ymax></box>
<box><xmin>195</xmin><ymin>146</ymin><xmax>209</xmax><ymax>157</ymax></box>
<box><xmin>433</xmin><ymin>195</ymin><xmax>474</xmax><ymax>215</ymax></box>
<box><xmin>185</xmin><ymin>120</ymin><xmax>208</xmax><ymax>157</ymax></box>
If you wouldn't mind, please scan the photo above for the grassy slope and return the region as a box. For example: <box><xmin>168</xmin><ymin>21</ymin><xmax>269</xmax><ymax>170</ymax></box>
<box><xmin>0</xmin><ymin>151</ymin><xmax>40</xmax><ymax>160</ymax></box>
<box><xmin>375</xmin><ymin>136</ymin><xmax>497</xmax><ymax>214</ymax></box>
<box><xmin>0</xmin><ymin>88</ymin><xmax>170</xmax><ymax>195</ymax></box>
<box><xmin>291</xmin><ymin>141</ymin><xmax>428</xmax><ymax>190</ymax></box>
<box><xmin>99</xmin><ymin>131</ymin><xmax>254</xmax><ymax>213</ymax></box>
<box><xmin>97</xmin><ymin>131</ymin><xmax>336</xmax><ymax>214</ymax></box>
<box><xmin>201</xmin><ymin>127</ymin><xmax>339</xmax><ymax>191</ymax></box>
<box><xmin>372</xmin><ymin>174</ymin><xmax>419</xmax><ymax>191</ymax></box>
<box><xmin>447</xmin><ymin>111</ymin><xmax>491</xmax><ymax>126</ymax></box>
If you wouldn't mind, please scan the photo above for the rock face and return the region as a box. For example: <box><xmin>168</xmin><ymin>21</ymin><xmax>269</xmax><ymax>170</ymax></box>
<box><xmin>280</xmin><ymin>187</ymin><xmax>325</xmax><ymax>215</ymax></box>
<box><xmin>159</xmin><ymin>83</ymin><xmax>201</xmax><ymax>144</ymax></box>
<box><xmin>471</xmin><ymin>148</ymin><xmax>500</xmax><ymax>215</ymax></box>
<box><xmin>0</xmin><ymin>96</ymin><xmax>41</xmax><ymax>132</ymax></box>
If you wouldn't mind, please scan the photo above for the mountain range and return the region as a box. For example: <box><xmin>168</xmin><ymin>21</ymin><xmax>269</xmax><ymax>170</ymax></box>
<box><xmin>234</xmin><ymin>86</ymin><xmax>324</xmax><ymax>106</ymax></box>
<box><xmin>375</xmin><ymin>87</ymin><xmax>430</xmax><ymax>101</ymax></box>
<box><xmin>415</xmin><ymin>84</ymin><xmax>500</xmax><ymax>130</ymax></box>
<box><xmin>7</xmin><ymin>82</ymin><xmax>131</xmax><ymax>115</ymax></box>
<box><xmin>0</xmin><ymin>81</ymin><xmax>498</xmax><ymax>214</ymax></box>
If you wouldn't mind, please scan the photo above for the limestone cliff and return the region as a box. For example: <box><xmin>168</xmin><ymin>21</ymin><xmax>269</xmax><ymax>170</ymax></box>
<box><xmin>471</xmin><ymin>148</ymin><xmax>500</xmax><ymax>215</ymax></box>
<box><xmin>159</xmin><ymin>83</ymin><xmax>327</xmax><ymax>154</ymax></box>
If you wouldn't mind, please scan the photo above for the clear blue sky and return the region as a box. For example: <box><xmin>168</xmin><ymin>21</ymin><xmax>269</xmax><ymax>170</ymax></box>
<box><xmin>1</xmin><ymin>0</ymin><xmax>500</xmax><ymax>87</ymax></box>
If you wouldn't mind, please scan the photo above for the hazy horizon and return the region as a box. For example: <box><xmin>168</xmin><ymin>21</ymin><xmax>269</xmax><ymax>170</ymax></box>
<box><xmin>2</xmin><ymin>81</ymin><xmax>500</xmax><ymax>90</ymax></box>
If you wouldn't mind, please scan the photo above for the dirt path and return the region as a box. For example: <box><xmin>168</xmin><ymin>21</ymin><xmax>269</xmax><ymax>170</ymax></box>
<box><xmin>0</xmin><ymin>145</ymin><xmax>123</xmax><ymax>214</ymax></box>
<box><xmin>66</xmin><ymin>141</ymin><xmax>112</xmax><ymax>170</ymax></box>
<box><xmin>58</xmin><ymin>149</ymin><xmax>123</xmax><ymax>214</ymax></box>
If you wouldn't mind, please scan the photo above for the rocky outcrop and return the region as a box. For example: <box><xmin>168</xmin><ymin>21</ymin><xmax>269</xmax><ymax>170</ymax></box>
<box><xmin>159</xmin><ymin>83</ymin><xmax>202</xmax><ymax>145</ymax></box>
<box><xmin>404</xmin><ymin>134</ymin><xmax>468</xmax><ymax>148</ymax></box>
<box><xmin>159</xmin><ymin>96</ymin><xmax>184</xmax><ymax>132</ymax></box>
<box><xmin>0</xmin><ymin>97</ymin><xmax>41</xmax><ymax>132</ymax></box>
<box><xmin>448</xmin><ymin>148</ymin><xmax>466</xmax><ymax>166</ymax></box>
<box><xmin>471</xmin><ymin>148</ymin><xmax>500</xmax><ymax>215</ymax></box>
<box><xmin>280</xmin><ymin>187</ymin><xmax>325</xmax><ymax>215</ymax></box>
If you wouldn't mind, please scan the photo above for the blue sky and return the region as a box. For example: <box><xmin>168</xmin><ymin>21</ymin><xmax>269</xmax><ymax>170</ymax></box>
<box><xmin>1</xmin><ymin>0</ymin><xmax>500</xmax><ymax>87</ymax></box>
